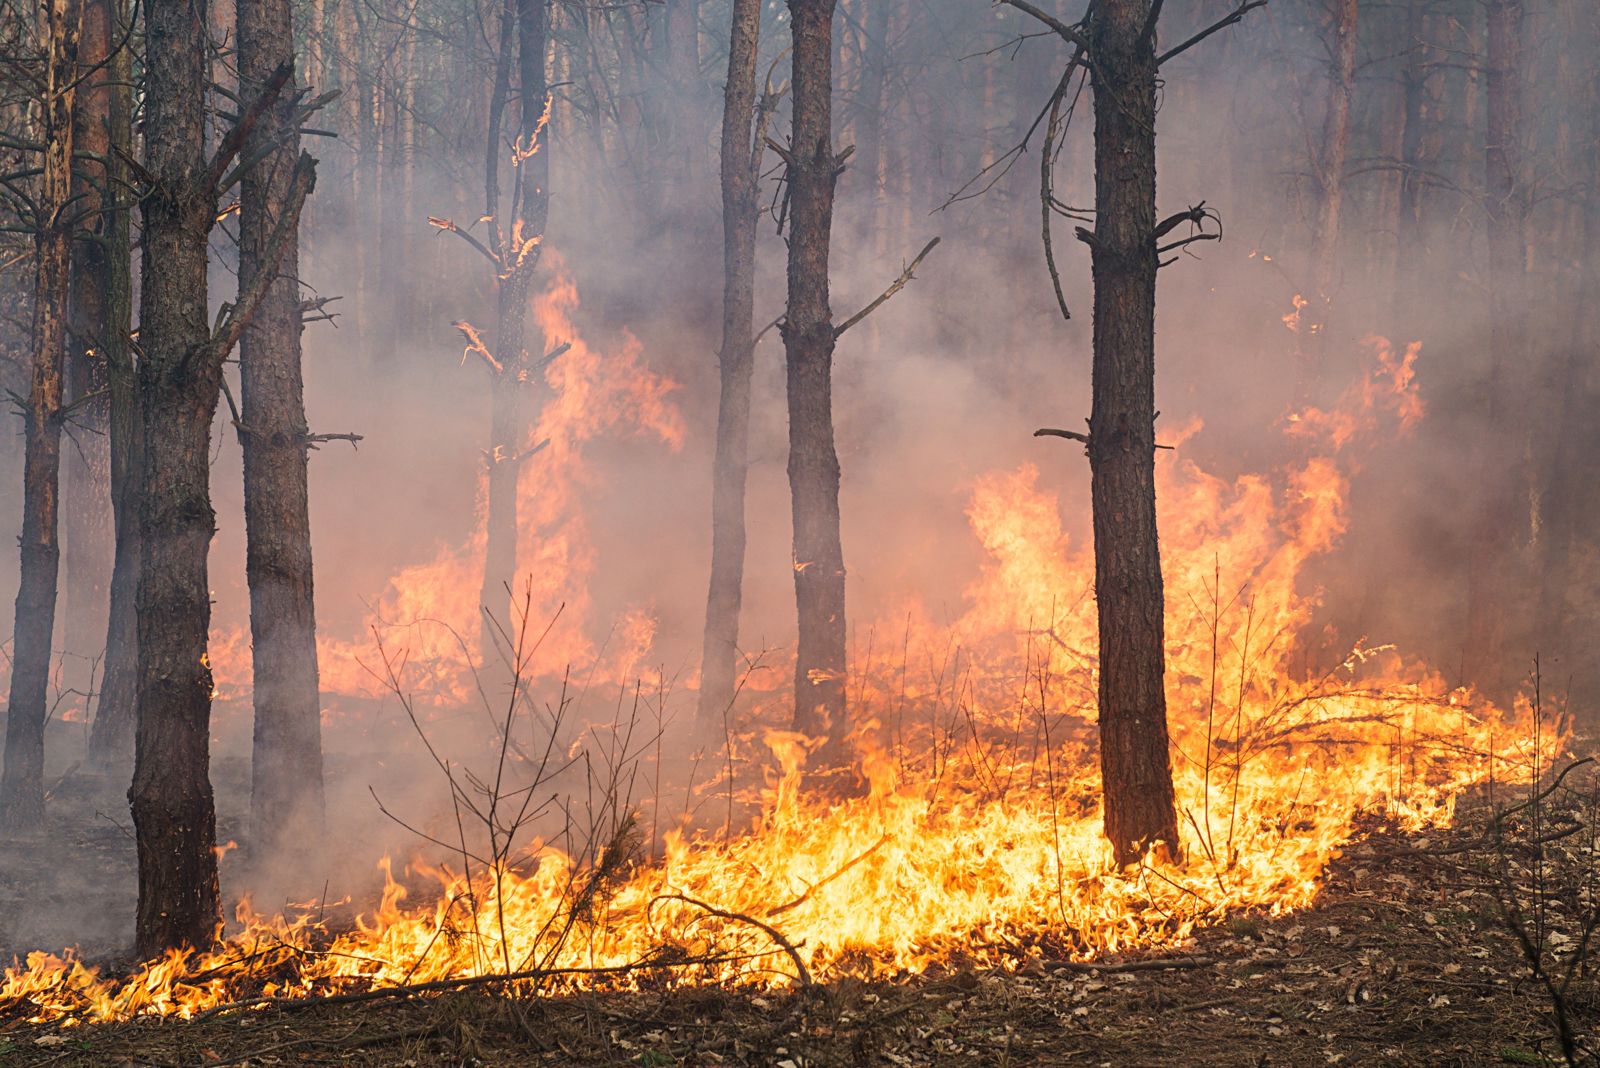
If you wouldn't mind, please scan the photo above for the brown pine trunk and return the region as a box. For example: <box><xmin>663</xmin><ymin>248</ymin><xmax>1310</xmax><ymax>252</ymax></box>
<box><xmin>62</xmin><ymin>0</ymin><xmax>113</xmax><ymax>699</ymax></box>
<box><xmin>0</xmin><ymin>0</ymin><xmax>80</xmax><ymax>826</ymax></box>
<box><xmin>86</xmin><ymin>0</ymin><xmax>137</xmax><ymax>768</ymax></box>
<box><xmin>783</xmin><ymin>0</ymin><xmax>849</xmax><ymax>766</ymax></box>
<box><xmin>697</xmin><ymin>0</ymin><xmax>762</xmax><ymax>728</ymax></box>
<box><xmin>1464</xmin><ymin>0</ymin><xmax>1526</xmax><ymax>683</ymax></box>
<box><xmin>1087</xmin><ymin>0</ymin><xmax>1180</xmax><ymax>867</ymax></box>
<box><xmin>238</xmin><ymin>0</ymin><xmax>325</xmax><ymax>858</ymax></box>
<box><xmin>131</xmin><ymin>0</ymin><xmax>225</xmax><ymax>953</ymax></box>
<box><xmin>478</xmin><ymin>0</ymin><xmax>550</xmax><ymax>668</ymax></box>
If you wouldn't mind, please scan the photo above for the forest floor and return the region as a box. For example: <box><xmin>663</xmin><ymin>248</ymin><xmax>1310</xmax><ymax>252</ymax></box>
<box><xmin>4</xmin><ymin>778</ymin><xmax>1596</xmax><ymax>1068</ymax></box>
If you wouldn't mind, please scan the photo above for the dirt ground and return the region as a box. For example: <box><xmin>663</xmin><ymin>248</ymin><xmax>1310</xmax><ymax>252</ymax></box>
<box><xmin>4</xmin><ymin>783</ymin><xmax>1595</xmax><ymax>1068</ymax></box>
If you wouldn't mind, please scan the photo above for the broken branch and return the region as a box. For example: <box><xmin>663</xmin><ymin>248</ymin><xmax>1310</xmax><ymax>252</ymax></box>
<box><xmin>835</xmin><ymin>237</ymin><xmax>941</xmax><ymax>338</ymax></box>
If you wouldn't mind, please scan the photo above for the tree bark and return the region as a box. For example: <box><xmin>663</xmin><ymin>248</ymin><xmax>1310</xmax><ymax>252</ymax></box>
<box><xmin>697</xmin><ymin>0</ymin><xmax>762</xmax><ymax>728</ymax></box>
<box><xmin>478</xmin><ymin>0</ymin><xmax>550</xmax><ymax>672</ymax></box>
<box><xmin>1086</xmin><ymin>0</ymin><xmax>1180</xmax><ymax>866</ymax></box>
<box><xmin>0</xmin><ymin>0</ymin><xmax>80</xmax><ymax>827</ymax></box>
<box><xmin>131</xmin><ymin>0</ymin><xmax>226</xmax><ymax>953</ymax></box>
<box><xmin>1464</xmin><ymin>0</ymin><xmax>1526</xmax><ymax>683</ymax></box>
<box><xmin>783</xmin><ymin>0</ymin><xmax>849</xmax><ymax>766</ymax></box>
<box><xmin>86</xmin><ymin>0</ymin><xmax>137</xmax><ymax>769</ymax></box>
<box><xmin>62</xmin><ymin>0</ymin><xmax>113</xmax><ymax>699</ymax></box>
<box><xmin>238</xmin><ymin>0</ymin><xmax>325</xmax><ymax>858</ymax></box>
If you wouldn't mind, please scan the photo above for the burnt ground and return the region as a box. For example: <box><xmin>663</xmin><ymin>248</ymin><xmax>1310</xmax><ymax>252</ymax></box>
<box><xmin>4</xmin><ymin>782</ymin><xmax>1598</xmax><ymax>1068</ymax></box>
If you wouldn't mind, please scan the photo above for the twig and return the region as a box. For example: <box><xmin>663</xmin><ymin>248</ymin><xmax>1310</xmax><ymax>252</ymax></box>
<box><xmin>766</xmin><ymin>834</ymin><xmax>891</xmax><ymax>918</ymax></box>
<box><xmin>653</xmin><ymin>893</ymin><xmax>814</xmax><ymax>987</ymax></box>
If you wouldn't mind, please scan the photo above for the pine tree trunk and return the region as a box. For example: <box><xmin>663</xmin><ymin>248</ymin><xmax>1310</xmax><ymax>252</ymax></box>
<box><xmin>478</xmin><ymin>0</ymin><xmax>550</xmax><ymax>669</ymax></box>
<box><xmin>62</xmin><ymin>0</ymin><xmax>113</xmax><ymax>700</ymax></box>
<box><xmin>783</xmin><ymin>0</ymin><xmax>849</xmax><ymax>766</ymax></box>
<box><xmin>131</xmin><ymin>0</ymin><xmax>229</xmax><ymax>953</ymax></box>
<box><xmin>238</xmin><ymin>0</ymin><xmax>325</xmax><ymax>858</ymax></box>
<box><xmin>1087</xmin><ymin>0</ymin><xmax>1180</xmax><ymax>866</ymax></box>
<box><xmin>1465</xmin><ymin>0</ymin><xmax>1526</xmax><ymax>682</ymax></box>
<box><xmin>697</xmin><ymin>0</ymin><xmax>762</xmax><ymax>727</ymax></box>
<box><xmin>0</xmin><ymin>0</ymin><xmax>80</xmax><ymax>827</ymax></box>
<box><xmin>86</xmin><ymin>0</ymin><xmax>137</xmax><ymax>769</ymax></box>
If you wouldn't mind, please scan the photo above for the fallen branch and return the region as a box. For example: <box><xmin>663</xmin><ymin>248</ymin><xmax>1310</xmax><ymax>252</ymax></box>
<box><xmin>189</xmin><ymin>952</ymin><xmax>758</xmax><ymax>1021</ymax></box>
<box><xmin>654</xmin><ymin>893</ymin><xmax>814</xmax><ymax>987</ymax></box>
<box><xmin>1045</xmin><ymin>954</ymin><xmax>1214</xmax><ymax>974</ymax></box>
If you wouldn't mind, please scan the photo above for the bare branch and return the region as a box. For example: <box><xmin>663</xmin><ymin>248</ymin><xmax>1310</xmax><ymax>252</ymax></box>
<box><xmin>998</xmin><ymin>0</ymin><xmax>1092</xmax><ymax>51</ymax></box>
<box><xmin>834</xmin><ymin>237</ymin><xmax>941</xmax><ymax>338</ymax></box>
<box><xmin>208</xmin><ymin>152</ymin><xmax>316</xmax><ymax>366</ymax></box>
<box><xmin>1157</xmin><ymin>0</ymin><xmax>1269</xmax><ymax>65</ymax></box>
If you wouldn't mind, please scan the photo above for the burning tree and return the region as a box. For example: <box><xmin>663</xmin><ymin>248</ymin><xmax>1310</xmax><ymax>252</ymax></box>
<box><xmin>432</xmin><ymin>0</ymin><xmax>555</xmax><ymax>678</ymax></box>
<box><xmin>1006</xmin><ymin>0</ymin><xmax>1264</xmax><ymax>865</ymax></box>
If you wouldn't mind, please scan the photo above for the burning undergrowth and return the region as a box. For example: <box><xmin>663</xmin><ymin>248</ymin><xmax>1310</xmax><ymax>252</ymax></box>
<box><xmin>0</xmin><ymin>333</ymin><xmax>1551</xmax><ymax>1026</ymax></box>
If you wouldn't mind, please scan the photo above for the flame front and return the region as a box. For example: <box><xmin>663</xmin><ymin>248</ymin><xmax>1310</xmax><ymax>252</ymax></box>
<box><xmin>2</xmin><ymin>334</ymin><xmax>1551</xmax><ymax>1025</ymax></box>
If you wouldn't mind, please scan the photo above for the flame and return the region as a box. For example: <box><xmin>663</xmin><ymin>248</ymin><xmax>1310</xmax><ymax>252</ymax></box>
<box><xmin>2</xmin><ymin>336</ymin><xmax>1554</xmax><ymax>1025</ymax></box>
<box><xmin>207</xmin><ymin>254</ymin><xmax>684</xmax><ymax>707</ymax></box>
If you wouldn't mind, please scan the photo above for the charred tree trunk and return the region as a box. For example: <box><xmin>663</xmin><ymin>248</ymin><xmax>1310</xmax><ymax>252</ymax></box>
<box><xmin>1464</xmin><ymin>0</ymin><xmax>1526</xmax><ymax>682</ymax></box>
<box><xmin>697</xmin><ymin>0</ymin><xmax>763</xmax><ymax>727</ymax></box>
<box><xmin>0</xmin><ymin>0</ymin><xmax>80</xmax><ymax>826</ymax></box>
<box><xmin>782</xmin><ymin>0</ymin><xmax>849</xmax><ymax>765</ymax></box>
<box><xmin>238</xmin><ymin>0</ymin><xmax>325</xmax><ymax>857</ymax></box>
<box><xmin>62</xmin><ymin>0</ymin><xmax>113</xmax><ymax>701</ymax></box>
<box><xmin>131</xmin><ymin>0</ymin><xmax>226</xmax><ymax>952</ymax></box>
<box><xmin>477</xmin><ymin>0</ymin><xmax>550</xmax><ymax>671</ymax></box>
<box><xmin>86</xmin><ymin>0</ymin><xmax>137</xmax><ymax>769</ymax></box>
<box><xmin>131</xmin><ymin>0</ymin><xmax>311</xmax><ymax>951</ymax></box>
<box><xmin>1086</xmin><ymin>0</ymin><xmax>1179</xmax><ymax>866</ymax></box>
<box><xmin>1298</xmin><ymin>0</ymin><xmax>1357</xmax><ymax>396</ymax></box>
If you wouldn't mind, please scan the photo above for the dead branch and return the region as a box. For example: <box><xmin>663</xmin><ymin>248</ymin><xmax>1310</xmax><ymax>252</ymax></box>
<box><xmin>429</xmin><ymin>216</ymin><xmax>500</xmax><ymax>267</ymax></box>
<box><xmin>654</xmin><ymin>893</ymin><xmax>814</xmax><ymax>987</ymax></box>
<box><xmin>203</xmin><ymin>62</ymin><xmax>293</xmax><ymax>195</ymax></box>
<box><xmin>208</xmin><ymin>153</ymin><xmax>317</xmax><ymax>366</ymax></box>
<box><xmin>999</xmin><ymin>0</ymin><xmax>1092</xmax><ymax>50</ymax></box>
<box><xmin>766</xmin><ymin>834</ymin><xmax>891</xmax><ymax>918</ymax></box>
<box><xmin>1045</xmin><ymin>954</ymin><xmax>1214</xmax><ymax>974</ymax></box>
<box><xmin>454</xmin><ymin>319</ymin><xmax>501</xmax><ymax>374</ymax></box>
<box><xmin>834</xmin><ymin>237</ymin><xmax>940</xmax><ymax>338</ymax></box>
<box><xmin>303</xmin><ymin>430</ymin><xmax>363</xmax><ymax>450</ymax></box>
<box><xmin>1157</xmin><ymin>0</ymin><xmax>1270</xmax><ymax>65</ymax></box>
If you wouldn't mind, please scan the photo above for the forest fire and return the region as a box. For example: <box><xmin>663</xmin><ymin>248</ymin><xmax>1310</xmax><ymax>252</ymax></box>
<box><xmin>3</xmin><ymin>0</ymin><xmax>1594</xmax><ymax>1059</ymax></box>
<box><xmin>0</xmin><ymin>337</ymin><xmax>1549</xmax><ymax>1025</ymax></box>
